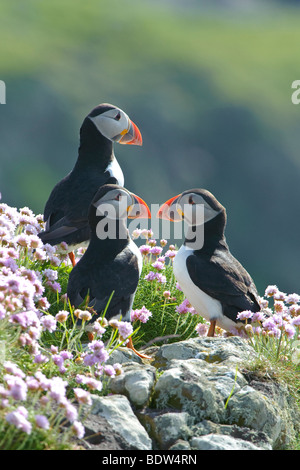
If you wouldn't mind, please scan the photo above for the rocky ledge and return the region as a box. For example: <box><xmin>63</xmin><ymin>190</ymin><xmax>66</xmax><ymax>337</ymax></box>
<box><xmin>80</xmin><ymin>336</ymin><xmax>300</xmax><ymax>451</ymax></box>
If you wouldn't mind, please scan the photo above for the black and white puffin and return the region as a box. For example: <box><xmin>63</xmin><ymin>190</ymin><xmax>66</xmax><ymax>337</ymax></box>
<box><xmin>67</xmin><ymin>184</ymin><xmax>151</xmax><ymax>358</ymax></box>
<box><xmin>38</xmin><ymin>103</ymin><xmax>142</xmax><ymax>266</ymax></box>
<box><xmin>157</xmin><ymin>188</ymin><xmax>260</xmax><ymax>336</ymax></box>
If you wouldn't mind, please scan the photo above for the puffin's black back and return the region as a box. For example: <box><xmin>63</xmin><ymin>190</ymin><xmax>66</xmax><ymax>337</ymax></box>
<box><xmin>39</xmin><ymin>106</ymin><xmax>119</xmax><ymax>247</ymax></box>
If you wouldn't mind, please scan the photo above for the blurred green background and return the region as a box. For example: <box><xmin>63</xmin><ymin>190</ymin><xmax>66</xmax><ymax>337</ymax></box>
<box><xmin>1</xmin><ymin>0</ymin><xmax>300</xmax><ymax>295</ymax></box>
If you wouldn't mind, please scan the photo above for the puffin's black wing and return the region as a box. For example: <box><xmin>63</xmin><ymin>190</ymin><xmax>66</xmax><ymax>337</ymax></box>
<box><xmin>39</xmin><ymin>175</ymin><xmax>118</xmax><ymax>246</ymax></box>
<box><xmin>186</xmin><ymin>249</ymin><xmax>260</xmax><ymax>322</ymax></box>
<box><xmin>39</xmin><ymin>214</ymin><xmax>90</xmax><ymax>247</ymax></box>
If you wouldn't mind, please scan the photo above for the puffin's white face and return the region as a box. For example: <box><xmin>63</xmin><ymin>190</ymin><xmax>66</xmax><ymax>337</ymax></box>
<box><xmin>92</xmin><ymin>188</ymin><xmax>150</xmax><ymax>221</ymax></box>
<box><xmin>89</xmin><ymin>107</ymin><xmax>142</xmax><ymax>145</ymax></box>
<box><xmin>158</xmin><ymin>191</ymin><xmax>222</xmax><ymax>226</ymax></box>
<box><xmin>177</xmin><ymin>192</ymin><xmax>221</xmax><ymax>226</ymax></box>
<box><xmin>93</xmin><ymin>188</ymin><xmax>133</xmax><ymax>219</ymax></box>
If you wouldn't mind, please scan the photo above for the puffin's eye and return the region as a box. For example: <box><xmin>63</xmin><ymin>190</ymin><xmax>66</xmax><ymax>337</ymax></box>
<box><xmin>114</xmin><ymin>112</ymin><xmax>121</xmax><ymax>121</ymax></box>
<box><xmin>188</xmin><ymin>196</ymin><xmax>195</xmax><ymax>205</ymax></box>
<box><xmin>115</xmin><ymin>193</ymin><xmax>121</xmax><ymax>201</ymax></box>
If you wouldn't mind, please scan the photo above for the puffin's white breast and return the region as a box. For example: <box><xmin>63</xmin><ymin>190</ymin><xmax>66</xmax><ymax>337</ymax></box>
<box><xmin>105</xmin><ymin>157</ymin><xmax>124</xmax><ymax>187</ymax></box>
<box><xmin>173</xmin><ymin>245</ymin><xmax>239</xmax><ymax>332</ymax></box>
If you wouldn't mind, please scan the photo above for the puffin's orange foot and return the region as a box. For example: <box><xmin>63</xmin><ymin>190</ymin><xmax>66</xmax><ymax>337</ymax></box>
<box><xmin>87</xmin><ymin>332</ymin><xmax>94</xmax><ymax>342</ymax></box>
<box><xmin>69</xmin><ymin>251</ymin><xmax>76</xmax><ymax>267</ymax></box>
<box><xmin>126</xmin><ymin>337</ymin><xmax>151</xmax><ymax>360</ymax></box>
<box><xmin>207</xmin><ymin>319</ymin><xmax>216</xmax><ymax>337</ymax></box>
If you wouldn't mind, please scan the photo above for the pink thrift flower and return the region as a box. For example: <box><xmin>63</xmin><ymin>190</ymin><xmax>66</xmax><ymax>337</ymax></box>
<box><xmin>150</xmin><ymin>246</ymin><xmax>163</xmax><ymax>256</ymax></box>
<box><xmin>237</xmin><ymin>310</ymin><xmax>253</xmax><ymax>321</ymax></box>
<box><xmin>152</xmin><ymin>260</ymin><xmax>165</xmax><ymax>271</ymax></box>
<box><xmin>55</xmin><ymin>310</ymin><xmax>69</xmax><ymax>323</ymax></box>
<box><xmin>6</xmin><ymin>407</ymin><xmax>32</xmax><ymax>435</ymax></box>
<box><xmin>292</xmin><ymin>316</ymin><xmax>300</xmax><ymax>326</ymax></box>
<box><xmin>43</xmin><ymin>269</ymin><xmax>58</xmax><ymax>282</ymax></box>
<box><xmin>131</xmin><ymin>229</ymin><xmax>142</xmax><ymax>239</ymax></box>
<box><xmin>49</xmin><ymin>376</ymin><xmax>67</xmax><ymax>403</ymax></box>
<box><xmin>265</xmin><ymin>285</ymin><xmax>279</xmax><ymax>297</ymax></box>
<box><xmin>176</xmin><ymin>298</ymin><xmax>194</xmax><ymax>314</ymax></box>
<box><xmin>144</xmin><ymin>271</ymin><xmax>156</xmax><ymax>281</ymax></box>
<box><xmin>4</xmin><ymin>361</ymin><xmax>25</xmax><ymax>378</ymax></box>
<box><xmin>72</xmin><ymin>421</ymin><xmax>85</xmax><ymax>439</ymax></box>
<box><xmin>252</xmin><ymin>311</ymin><xmax>265</xmax><ymax>322</ymax></box>
<box><xmin>117</xmin><ymin>321</ymin><xmax>133</xmax><ymax>340</ymax></box>
<box><xmin>34</xmin><ymin>353</ymin><xmax>49</xmax><ymax>364</ymax></box>
<box><xmin>286</xmin><ymin>293</ymin><xmax>300</xmax><ymax>304</ymax></box>
<box><xmin>131</xmin><ymin>306</ymin><xmax>152</xmax><ymax>323</ymax></box>
<box><xmin>140</xmin><ymin>245</ymin><xmax>151</xmax><ymax>256</ymax></box>
<box><xmin>74</xmin><ymin>388</ymin><xmax>92</xmax><ymax>405</ymax></box>
<box><xmin>46</xmin><ymin>281</ymin><xmax>61</xmax><ymax>293</ymax></box>
<box><xmin>195</xmin><ymin>323</ymin><xmax>208</xmax><ymax>337</ymax></box>
<box><xmin>63</xmin><ymin>401</ymin><xmax>78</xmax><ymax>422</ymax></box>
<box><xmin>104</xmin><ymin>365</ymin><xmax>116</xmax><ymax>377</ymax></box>
<box><xmin>35</xmin><ymin>414</ymin><xmax>50</xmax><ymax>430</ymax></box>
<box><xmin>40</xmin><ymin>315</ymin><xmax>57</xmax><ymax>333</ymax></box>
<box><xmin>165</xmin><ymin>249</ymin><xmax>177</xmax><ymax>259</ymax></box>
<box><xmin>5</xmin><ymin>375</ymin><xmax>28</xmax><ymax>401</ymax></box>
<box><xmin>284</xmin><ymin>323</ymin><xmax>296</xmax><ymax>339</ymax></box>
<box><xmin>113</xmin><ymin>363</ymin><xmax>123</xmax><ymax>376</ymax></box>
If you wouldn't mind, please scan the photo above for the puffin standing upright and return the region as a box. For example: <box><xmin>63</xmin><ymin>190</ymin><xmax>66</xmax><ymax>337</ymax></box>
<box><xmin>158</xmin><ymin>188</ymin><xmax>261</xmax><ymax>336</ymax></box>
<box><xmin>38</xmin><ymin>103</ymin><xmax>142</xmax><ymax>266</ymax></box>
<box><xmin>67</xmin><ymin>184</ymin><xmax>151</xmax><ymax>358</ymax></box>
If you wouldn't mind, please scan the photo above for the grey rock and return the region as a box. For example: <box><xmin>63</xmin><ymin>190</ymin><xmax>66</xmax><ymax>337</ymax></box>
<box><xmin>169</xmin><ymin>439</ymin><xmax>191</xmax><ymax>450</ymax></box>
<box><xmin>78</xmin><ymin>336</ymin><xmax>299</xmax><ymax>451</ymax></box>
<box><xmin>226</xmin><ymin>382</ymin><xmax>299</xmax><ymax>449</ymax></box>
<box><xmin>153</xmin><ymin>357</ymin><xmax>246</xmax><ymax>422</ymax></box>
<box><xmin>107</xmin><ymin>347</ymin><xmax>144</xmax><ymax>365</ymax></box>
<box><xmin>153</xmin><ymin>336</ymin><xmax>256</xmax><ymax>368</ymax></box>
<box><xmin>191</xmin><ymin>419</ymin><xmax>272</xmax><ymax>450</ymax></box>
<box><xmin>138</xmin><ymin>410</ymin><xmax>192</xmax><ymax>449</ymax></box>
<box><xmin>80</xmin><ymin>413</ymin><xmax>131</xmax><ymax>450</ymax></box>
<box><xmin>109</xmin><ymin>362</ymin><xmax>156</xmax><ymax>408</ymax></box>
<box><xmin>190</xmin><ymin>434</ymin><xmax>264</xmax><ymax>450</ymax></box>
<box><xmin>90</xmin><ymin>394</ymin><xmax>152</xmax><ymax>450</ymax></box>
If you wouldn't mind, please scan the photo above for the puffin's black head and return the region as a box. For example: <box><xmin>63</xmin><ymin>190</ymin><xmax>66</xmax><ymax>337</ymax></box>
<box><xmin>81</xmin><ymin>103</ymin><xmax>142</xmax><ymax>146</ymax></box>
<box><xmin>157</xmin><ymin>188</ymin><xmax>226</xmax><ymax>226</ymax></box>
<box><xmin>88</xmin><ymin>184</ymin><xmax>151</xmax><ymax>231</ymax></box>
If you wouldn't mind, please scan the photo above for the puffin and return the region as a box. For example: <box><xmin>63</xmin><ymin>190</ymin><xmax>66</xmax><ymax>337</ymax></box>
<box><xmin>38</xmin><ymin>103</ymin><xmax>142</xmax><ymax>266</ymax></box>
<box><xmin>157</xmin><ymin>188</ymin><xmax>261</xmax><ymax>336</ymax></box>
<box><xmin>67</xmin><ymin>184</ymin><xmax>151</xmax><ymax>358</ymax></box>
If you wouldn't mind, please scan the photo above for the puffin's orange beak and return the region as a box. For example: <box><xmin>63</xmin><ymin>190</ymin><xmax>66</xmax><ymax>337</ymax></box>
<box><xmin>157</xmin><ymin>194</ymin><xmax>183</xmax><ymax>222</ymax></box>
<box><xmin>119</xmin><ymin>120</ymin><xmax>143</xmax><ymax>146</ymax></box>
<box><xmin>128</xmin><ymin>193</ymin><xmax>151</xmax><ymax>219</ymax></box>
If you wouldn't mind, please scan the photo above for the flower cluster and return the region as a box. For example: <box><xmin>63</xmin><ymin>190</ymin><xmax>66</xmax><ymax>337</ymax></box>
<box><xmin>1</xmin><ymin>361</ymin><xmax>85</xmax><ymax>438</ymax></box>
<box><xmin>237</xmin><ymin>285</ymin><xmax>300</xmax><ymax>341</ymax></box>
<box><xmin>0</xmin><ymin>201</ymin><xmax>127</xmax><ymax>445</ymax></box>
<box><xmin>193</xmin><ymin>285</ymin><xmax>300</xmax><ymax>354</ymax></box>
<box><xmin>131</xmin><ymin>305</ymin><xmax>152</xmax><ymax>323</ymax></box>
<box><xmin>176</xmin><ymin>298</ymin><xmax>197</xmax><ymax>315</ymax></box>
<box><xmin>133</xmin><ymin>231</ymin><xmax>178</xmax><ymax>286</ymax></box>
